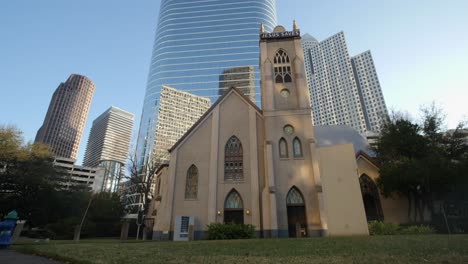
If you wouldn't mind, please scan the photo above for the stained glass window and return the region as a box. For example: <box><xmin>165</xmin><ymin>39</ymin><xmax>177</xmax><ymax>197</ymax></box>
<box><xmin>287</xmin><ymin>187</ymin><xmax>304</xmax><ymax>205</ymax></box>
<box><xmin>185</xmin><ymin>165</ymin><xmax>198</xmax><ymax>199</ymax></box>
<box><xmin>279</xmin><ymin>138</ymin><xmax>288</xmax><ymax>158</ymax></box>
<box><xmin>225</xmin><ymin>136</ymin><xmax>243</xmax><ymax>181</ymax></box>
<box><xmin>293</xmin><ymin>137</ymin><xmax>303</xmax><ymax>157</ymax></box>
<box><xmin>225</xmin><ymin>190</ymin><xmax>243</xmax><ymax>209</ymax></box>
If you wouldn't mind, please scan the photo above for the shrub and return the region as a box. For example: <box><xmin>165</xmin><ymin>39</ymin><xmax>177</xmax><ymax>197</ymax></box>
<box><xmin>368</xmin><ymin>221</ymin><xmax>399</xmax><ymax>235</ymax></box>
<box><xmin>400</xmin><ymin>225</ymin><xmax>435</xmax><ymax>235</ymax></box>
<box><xmin>368</xmin><ymin>221</ymin><xmax>436</xmax><ymax>235</ymax></box>
<box><xmin>206</xmin><ymin>223</ymin><xmax>255</xmax><ymax>240</ymax></box>
<box><xmin>45</xmin><ymin>217</ymin><xmax>81</xmax><ymax>239</ymax></box>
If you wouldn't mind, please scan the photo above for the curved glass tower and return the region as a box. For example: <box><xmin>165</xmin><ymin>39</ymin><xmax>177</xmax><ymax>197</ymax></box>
<box><xmin>137</xmin><ymin>0</ymin><xmax>277</xmax><ymax>163</ymax></box>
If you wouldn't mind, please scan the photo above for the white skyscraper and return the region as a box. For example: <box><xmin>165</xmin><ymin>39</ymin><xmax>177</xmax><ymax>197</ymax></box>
<box><xmin>83</xmin><ymin>106</ymin><xmax>134</xmax><ymax>192</ymax></box>
<box><xmin>152</xmin><ymin>85</ymin><xmax>211</xmax><ymax>165</ymax></box>
<box><xmin>351</xmin><ymin>51</ymin><xmax>388</xmax><ymax>132</ymax></box>
<box><xmin>302</xmin><ymin>32</ymin><xmax>388</xmax><ymax>134</ymax></box>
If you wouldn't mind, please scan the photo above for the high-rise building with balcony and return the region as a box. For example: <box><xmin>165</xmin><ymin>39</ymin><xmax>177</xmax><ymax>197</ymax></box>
<box><xmin>218</xmin><ymin>66</ymin><xmax>255</xmax><ymax>101</ymax></box>
<box><xmin>35</xmin><ymin>74</ymin><xmax>94</xmax><ymax>160</ymax></box>
<box><xmin>136</xmin><ymin>0</ymin><xmax>277</xmax><ymax>164</ymax></box>
<box><xmin>302</xmin><ymin>32</ymin><xmax>388</xmax><ymax>134</ymax></box>
<box><xmin>83</xmin><ymin>106</ymin><xmax>134</xmax><ymax>193</ymax></box>
<box><xmin>153</xmin><ymin>85</ymin><xmax>210</xmax><ymax>165</ymax></box>
<box><xmin>350</xmin><ymin>51</ymin><xmax>388</xmax><ymax>132</ymax></box>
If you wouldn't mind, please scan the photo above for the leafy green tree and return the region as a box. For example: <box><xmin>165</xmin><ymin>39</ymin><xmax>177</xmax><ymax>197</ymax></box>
<box><xmin>85</xmin><ymin>192</ymin><xmax>125</xmax><ymax>237</ymax></box>
<box><xmin>0</xmin><ymin>126</ymin><xmax>67</xmax><ymax>226</ymax></box>
<box><xmin>374</xmin><ymin>107</ymin><xmax>467</xmax><ymax>223</ymax></box>
<box><xmin>1</xmin><ymin>126</ymin><xmax>125</xmax><ymax>238</ymax></box>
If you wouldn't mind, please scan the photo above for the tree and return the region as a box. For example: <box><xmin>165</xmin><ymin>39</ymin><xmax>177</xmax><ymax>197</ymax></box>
<box><xmin>0</xmin><ymin>126</ymin><xmax>68</xmax><ymax>226</ymax></box>
<box><xmin>85</xmin><ymin>192</ymin><xmax>125</xmax><ymax>237</ymax></box>
<box><xmin>374</xmin><ymin>107</ymin><xmax>468</xmax><ymax>223</ymax></box>
<box><xmin>122</xmin><ymin>151</ymin><xmax>165</xmax><ymax>239</ymax></box>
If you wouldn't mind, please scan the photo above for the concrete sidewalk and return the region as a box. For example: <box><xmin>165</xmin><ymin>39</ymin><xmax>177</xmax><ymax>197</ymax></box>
<box><xmin>0</xmin><ymin>249</ymin><xmax>62</xmax><ymax>264</ymax></box>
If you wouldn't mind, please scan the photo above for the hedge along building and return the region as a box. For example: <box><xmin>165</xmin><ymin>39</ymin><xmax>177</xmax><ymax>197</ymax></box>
<box><xmin>151</xmin><ymin>23</ymin><xmax>371</xmax><ymax>240</ymax></box>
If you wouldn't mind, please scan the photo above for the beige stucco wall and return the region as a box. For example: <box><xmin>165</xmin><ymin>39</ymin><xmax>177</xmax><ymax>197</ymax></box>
<box><xmin>165</xmin><ymin>113</ymin><xmax>214</xmax><ymax>233</ymax></box>
<box><xmin>152</xmin><ymin>166</ymin><xmax>170</xmax><ymax>233</ymax></box>
<box><xmin>318</xmin><ymin>144</ymin><xmax>369</xmax><ymax>236</ymax></box>
<box><xmin>357</xmin><ymin>157</ymin><xmax>410</xmax><ymax>224</ymax></box>
<box><xmin>259</xmin><ymin>33</ymin><xmax>336</xmax><ymax>236</ymax></box>
<box><xmin>157</xmin><ymin>91</ymin><xmax>264</xmax><ymax>236</ymax></box>
<box><xmin>216</xmin><ymin>93</ymin><xmax>260</xmax><ymax>227</ymax></box>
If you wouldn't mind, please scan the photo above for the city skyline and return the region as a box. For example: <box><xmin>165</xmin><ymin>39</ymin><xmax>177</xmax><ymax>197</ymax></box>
<box><xmin>1</xmin><ymin>0</ymin><xmax>467</xmax><ymax>164</ymax></box>
<box><xmin>136</xmin><ymin>0</ymin><xmax>276</xmax><ymax>164</ymax></box>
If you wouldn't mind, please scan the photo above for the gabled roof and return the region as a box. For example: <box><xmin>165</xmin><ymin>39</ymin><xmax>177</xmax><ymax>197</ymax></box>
<box><xmin>356</xmin><ymin>150</ymin><xmax>380</xmax><ymax>169</ymax></box>
<box><xmin>168</xmin><ymin>86</ymin><xmax>262</xmax><ymax>152</ymax></box>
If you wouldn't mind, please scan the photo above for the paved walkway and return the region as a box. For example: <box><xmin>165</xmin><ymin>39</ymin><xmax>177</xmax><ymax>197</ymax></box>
<box><xmin>0</xmin><ymin>249</ymin><xmax>62</xmax><ymax>264</ymax></box>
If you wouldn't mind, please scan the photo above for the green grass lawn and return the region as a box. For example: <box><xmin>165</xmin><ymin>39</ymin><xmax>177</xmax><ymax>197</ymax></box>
<box><xmin>13</xmin><ymin>235</ymin><xmax>468</xmax><ymax>264</ymax></box>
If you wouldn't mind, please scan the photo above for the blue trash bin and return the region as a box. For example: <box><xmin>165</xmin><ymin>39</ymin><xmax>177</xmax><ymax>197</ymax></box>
<box><xmin>0</xmin><ymin>211</ymin><xmax>19</xmax><ymax>248</ymax></box>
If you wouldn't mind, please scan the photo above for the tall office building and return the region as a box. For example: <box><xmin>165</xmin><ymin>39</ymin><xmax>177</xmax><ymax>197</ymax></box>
<box><xmin>153</xmin><ymin>85</ymin><xmax>210</xmax><ymax>165</ymax></box>
<box><xmin>137</xmin><ymin>0</ymin><xmax>277</xmax><ymax>164</ymax></box>
<box><xmin>83</xmin><ymin>106</ymin><xmax>134</xmax><ymax>193</ymax></box>
<box><xmin>218</xmin><ymin>66</ymin><xmax>255</xmax><ymax>101</ymax></box>
<box><xmin>35</xmin><ymin>74</ymin><xmax>94</xmax><ymax>160</ymax></box>
<box><xmin>302</xmin><ymin>32</ymin><xmax>388</xmax><ymax>134</ymax></box>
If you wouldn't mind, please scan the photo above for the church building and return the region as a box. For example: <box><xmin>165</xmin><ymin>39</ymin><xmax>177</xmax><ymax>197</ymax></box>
<box><xmin>151</xmin><ymin>23</ymin><xmax>373</xmax><ymax>240</ymax></box>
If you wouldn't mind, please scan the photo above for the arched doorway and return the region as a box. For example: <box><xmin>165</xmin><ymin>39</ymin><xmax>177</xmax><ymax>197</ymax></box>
<box><xmin>359</xmin><ymin>174</ymin><xmax>384</xmax><ymax>221</ymax></box>
<box><xmin>224</xmin><ymin>189</ymin><xmax>244</xmax><ymax>224</ymax></box>
<box><xmin>286</xmin><ymin>187</ymin><xmax>307</xmax><ymax>237</ymax></box>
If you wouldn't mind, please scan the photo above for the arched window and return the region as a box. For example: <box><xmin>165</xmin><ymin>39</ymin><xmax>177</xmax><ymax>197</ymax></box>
<box><xmin>293</xmin><ymin>137</ymin><xmax>303</xmax><ymax>157</ymax></box>
<box><xmin>224</xmin><ymin>189</ymin><xmax>244</xmax><ymax>224</ymax></box>
<box><xmin>359</xmin><ymin>174</ymin><xmax>384</xmax><ymax>221</ymax></box>
<box><xmin>225</xmin><ymin>136</ymin><xmax>243</xmax><ymax>181</ymax></box>
<box><xmin>185</xmin><ymin>165</ymin><xmax>198</xmax><ymax>199</ymax></box>
<box><xmin>274</xmin><ymin>49</ymin><xmax>292</xmax><ymax>83</ymax></box>
<box><xmin>279</xmin><ymin>138</ymin><xmax>288</xmax><ymax>158</ymax></box>
<box><xmin>286</xmin><ymin>187</ymin><xmax>305</xmax><ymax>205</ymax></box>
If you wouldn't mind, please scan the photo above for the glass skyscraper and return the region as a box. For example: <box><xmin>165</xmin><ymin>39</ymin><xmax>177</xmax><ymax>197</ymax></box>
<box><xmin>137</xmin><ymin>0</ymin><xmax>277</xmax><ymax>163</ymax></box>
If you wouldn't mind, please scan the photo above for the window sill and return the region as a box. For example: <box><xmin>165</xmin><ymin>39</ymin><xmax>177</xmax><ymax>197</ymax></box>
<box><xmin>222</xmin><ymin>181</ymin><xmax>245</xmax><ymax>184</ymax></box>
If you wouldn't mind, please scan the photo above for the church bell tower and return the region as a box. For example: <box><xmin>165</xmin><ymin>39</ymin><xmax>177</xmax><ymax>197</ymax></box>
<box><xmin>259</xmin><ymin>22</ymin><xmax>328</xmax><ymax>237</ymax></box>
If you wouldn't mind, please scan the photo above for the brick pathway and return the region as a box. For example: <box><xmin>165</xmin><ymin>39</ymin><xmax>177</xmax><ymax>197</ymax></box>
<box><xmin>0</xmin><ymin>249</ymin><xmax>62</xmax><ymax>264</ymax></box>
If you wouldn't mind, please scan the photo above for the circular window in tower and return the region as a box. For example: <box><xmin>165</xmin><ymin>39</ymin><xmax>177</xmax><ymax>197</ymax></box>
<box><xmin>283</xmin><ymin>125</ymin><xmax>294</xmax><ymax>135</ymax></box>
<box><xmin>280</xmin><ymin>88</ymin><xmax>290</xmax><ymax>98</ymax></box>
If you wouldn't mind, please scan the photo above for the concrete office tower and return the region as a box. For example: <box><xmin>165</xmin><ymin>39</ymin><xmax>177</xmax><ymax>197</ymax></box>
<box><xmin>218</xmin><ymin>66</ymin><xmax>255</xmax><ymax>102</ymax></box>
<box><xmin>302</xmin><ymin>32</ymin><xmax>388</xmax><ymax>134</ymax></box>
<box><xmin>83</xmin><ymin>106</ymin><xmax>134</xmax><ymax>193</ymax></box>
<box><xmin>136</xmin><ymin>0</ymin><xmax>277</xmax><ymax>164</ymax></box>
<box><xmin>35</xmin><ymin>74</ymin><xmax>94</xmax><ymax>160</ymax></box>
<box><xmin>153</xmin><ymin>85</ymin><xmax>210</xmax><ymax>165</ymax></box>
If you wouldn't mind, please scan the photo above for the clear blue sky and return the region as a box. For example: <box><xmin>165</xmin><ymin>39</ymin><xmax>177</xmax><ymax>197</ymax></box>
<box><xmin>1</xmin><ymin>1</ymin><xmax>467</xmax><ymax>164</ymax></box>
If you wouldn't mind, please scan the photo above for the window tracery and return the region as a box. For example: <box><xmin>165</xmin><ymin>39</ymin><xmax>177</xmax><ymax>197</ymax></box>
<box><xmin>274</xmin><ymin>49</ymin><xmax>292</xmax><ymax>83</ymax></box>
<box><xmin>225</xmin><ymin>136</ymin><xmax>243</xmax><ymax>181</ymax></box>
